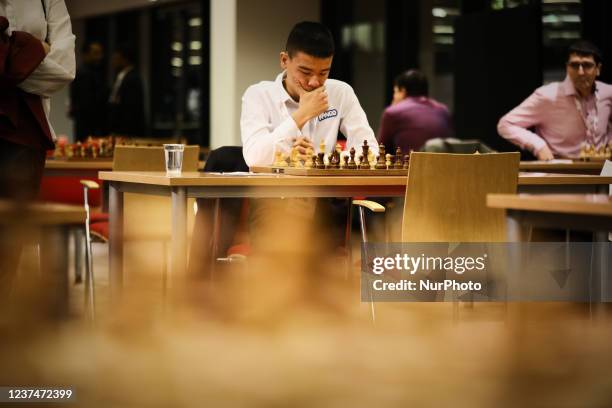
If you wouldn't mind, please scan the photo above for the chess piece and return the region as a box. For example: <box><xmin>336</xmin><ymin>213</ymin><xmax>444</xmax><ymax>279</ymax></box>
<box><xmin>306</xmin><ymin>155</ymin><xmax>315</xmax><ymax>168</ymax></box>
<box><xmin>335</xmin><ymin>142</ymin><xmax>342</xmax><ymax>154</ymax></box>
<box><xmin>385</xmin><ymin>153</ymin><xmax>391</xmax><ymax>168</ymax></box>
<box><xmin>375</xmin><ymin>144</ymin><xmax>386</xmax><ymax>169</ymax></box>
<box><xmin>273</xmin><ymin>150</ymin><xmax>287</xmax><ymax>167</ymax></box>
<box><xmin>319</xmin><ymin>140</ymin><xmax>326</xmax><ymax>155</ymax></box>
<box><xmin>347</xmin><ymin>147</ymin><xmax>357</xmax><ymax>169</ymax></box>
<box><xmin>342</xmin><ymin>155</ymin><xmax>349</xmax><ymax>169</ymax></box>
<box><xmin>579</xmin><ymin>143</ymin><xmax>587</xmax><ymax>161</ymax></box>
<box><xmin>290</xmin><ymin>147</ymin><xmax>299</xmax><ymax>167</ymax></box>
<box><xmin>403</xmin><ymin>154</ymin><xmax>410</xmax><ymax>170</ymax></box>
<box><xmin>329</xmin><ymin>150</ymin><xmax>340</xmax><ymax>169</ymax></box>
<box><xmin>316</xmin><ymin>152</ymin><xmax>326</xmax><ymax>169</ymax></box>
<box><xmin>359</xmin><ymin>140</ymin><xmax>370</xmax><ymax>169</ymax></box>
<box><xmin>393</xmin><ymin>147</ymin><xmax>403</xmax><ymax>169</ymax></box>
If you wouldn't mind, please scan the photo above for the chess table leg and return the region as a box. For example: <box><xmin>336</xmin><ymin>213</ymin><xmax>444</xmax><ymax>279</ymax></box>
<box><xmin>345</xmin><ymin>198</ymin><xmax>353</xmax><ymax>280</ymax></box>
<box><xmin>109</xmin><ymin>181</ymin><xmax>124</xmax><ymax>299</ymax></box>
<box><xmin>171</xmin><ymin>186</ymin><xmax>188</xmax><ymax>282</ymax></box>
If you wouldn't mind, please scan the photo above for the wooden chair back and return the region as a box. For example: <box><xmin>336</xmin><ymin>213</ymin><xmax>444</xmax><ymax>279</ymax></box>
<box><xmin>112</xmin><ymin>145</ymin><xmax>199</xmax><ymax>242</ymax></box>
<box><xmin>112</xmin><ymin>145</ymin><xmax>199</xmax><ymax>172</ymax></box>
<box><xmin>402</xmin><ymin>152</ymin><xmax>520</xmax><ymax>242</ymax></box>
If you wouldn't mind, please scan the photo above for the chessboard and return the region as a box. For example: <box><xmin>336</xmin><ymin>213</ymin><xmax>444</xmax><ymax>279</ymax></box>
<box><xmin>250</xmin><ymin>166</ymin><xmax>408</xmax><ymax>176</ymax></box>
<box><xmin>252</xmin><ymin>140</ymin><xmax>411</xmax><ymax>176</ymax></box>
<box><xmin>578</xmin><ymin>142</ymin><xmax>612</xmax><ymax>162</ymax></box>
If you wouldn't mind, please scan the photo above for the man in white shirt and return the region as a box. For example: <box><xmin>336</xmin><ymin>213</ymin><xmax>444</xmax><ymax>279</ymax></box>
<box><xmin>240</xmin><ymin>21</ymin><xmax>378</xmax><ymax>255</ymax></box>
<box><xmin>241</xmin><ymin>21</ymin><xmax>378</xmax><ymax>166</ymax></box>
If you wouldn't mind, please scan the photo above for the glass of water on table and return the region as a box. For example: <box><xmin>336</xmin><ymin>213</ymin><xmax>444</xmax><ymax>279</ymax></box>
<box><xmin>164</xmin><ymin>144</ymin><xmax>184</xmax><ymax>176</ymax></box>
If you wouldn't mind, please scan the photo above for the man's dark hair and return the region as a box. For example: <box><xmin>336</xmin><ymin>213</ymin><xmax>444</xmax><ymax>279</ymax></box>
<box><xmin>568</xmin><ymin>40</ymin><xmax>603</xmax><ymax>64</ymax></box>
<box><xmin>285</xmin><ymin>21</ymin><xmax>334</xmax><ymax>58</ymax></box>
<box><xmin>394</xmin><ymin>69</ymin><xmax>428</xmax><ymax>97</ymax></box>
<box><xmin>115</xmin><ymin>43</ymin><xmax>137</xmax><ymax>65</ymax></box>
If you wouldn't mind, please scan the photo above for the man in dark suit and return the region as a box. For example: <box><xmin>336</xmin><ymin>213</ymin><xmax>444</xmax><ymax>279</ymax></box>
<box><xmin>108</xmin><ymin>43</ymin><xmax>145</xmax><ymax>137</ymax></box>
<box><xmin>70</xmin><ymin>41</ymin><xmax>107</xmax><ymax>141</ymax></box>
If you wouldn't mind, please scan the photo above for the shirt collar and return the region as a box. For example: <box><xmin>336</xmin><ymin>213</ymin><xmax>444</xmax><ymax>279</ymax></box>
<box><xmin>561</xmin><ymin>75</ymin><xmax>598</xmax><ymax>97</ymax></box>
<box><xmin>275</xmin><ymin>71</ymin><xmax>298</xmax><ymax>105</ymax></box>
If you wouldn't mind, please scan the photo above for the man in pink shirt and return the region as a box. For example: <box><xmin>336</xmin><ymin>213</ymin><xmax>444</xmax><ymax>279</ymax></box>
<box><xmin>498</xmin><ymin>41</ymin><xmax>612</xmax><ymax>160</ymax></box>
<box><xmin>378</xmin><ymin>69</ymin><xmax>452</xmax><ymax>154</ymax></box>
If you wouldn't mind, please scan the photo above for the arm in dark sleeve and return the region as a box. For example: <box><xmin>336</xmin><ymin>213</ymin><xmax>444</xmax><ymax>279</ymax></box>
<box><xmin>0</xmin><ymin>18</ymin><xmax>46</xmax><ymax>88</ymax></box>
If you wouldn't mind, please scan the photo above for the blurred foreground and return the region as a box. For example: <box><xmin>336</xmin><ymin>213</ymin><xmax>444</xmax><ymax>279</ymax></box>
<box><xmin>1</xmin><ymin>212</ymin><xmax>612</xmax><ymax>407</ymax></box>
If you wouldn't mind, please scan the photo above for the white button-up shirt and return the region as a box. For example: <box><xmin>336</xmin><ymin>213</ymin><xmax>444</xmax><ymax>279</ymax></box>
<box><xmin>241</xmin><ymin>72</ymin><xmax>379</xmax><ymax>167</ymax></box>
<box><xmin>1</xmin><ymin>0</ymin><xmax>76</xmax><ymax>139</ymax></box>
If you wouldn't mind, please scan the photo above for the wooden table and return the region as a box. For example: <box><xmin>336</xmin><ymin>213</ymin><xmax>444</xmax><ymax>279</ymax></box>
<box><xmin>487</xmin><ymin>193</ymin><xmax>612</xmax><ymax>231</ymax></box>
<box><xmin>0</xmin><ymin>201</ymin><xmax>85</xmax><ymax>316</ymax></box>
<box><xmin>99</xmin><ymin>171</ymin><xmax>612</xmax><ymax>295</ymax></box>
<box><xmin>519</xmin><ymin>161</ymin><xmax>604</xmax><ymax>174</ymax></box>
<box><xmin>487</xmin><ymin>193</ymin><xmax>612</xmax><ymax>302</ymax></box>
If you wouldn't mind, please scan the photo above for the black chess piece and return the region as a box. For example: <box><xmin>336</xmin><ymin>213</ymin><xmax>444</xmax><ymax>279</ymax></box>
<box><xmin>393</xmin><ymin>147</ymin><xmax>403</xmax><ymax>169</ymax></box>
<box><xmin>329</xmin><ymin>150</ymin><xmax>340</xmax><ymax>169</ymax></box>
<box><xmin>375</xmin><ymin>144</ymin><xmax>386</xmax><ymax>169</ymax></box>
<box><xmin>317</xmin><ymin>152</ymin><xmax>326</xmax><ymax>169</ymax></box>
<box><xmin>359</xmin><ymin>140</ymin><xmax>370</xmax><ymax>169</ymax></box>
<box><xmin>347</xmin><ymin>147</ymin><xmax>357</xmax><ymax>169</ymax></box>
<box><xmin>343</xmin><ymin>155</ymin><xmax>349</xmax><ymax>169</ymax></box>
<box><xmin>403</xmin><ymin>154</ymin><xmax>410</xmax><ymax>170</ymax></box>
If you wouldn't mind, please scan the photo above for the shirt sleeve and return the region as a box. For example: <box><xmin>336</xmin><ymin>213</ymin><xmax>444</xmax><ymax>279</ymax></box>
<box><xmin>340</xmin><ymin>83</ymin><xmax>379</xmax><ymax>157</ymax></box>
<box><xmin>241</xmin><ymin>86</ymin><xmax>301</xmax><ymax>167</ymax></box>
<box><xmin>497</xmin><ymin>90</ymin><xmax>548</xmax><ymax>154</ymax></box>
<box><xmin>18</xmin><ymin>0</ymin><xmax>76</xmax><ymax>97</ymax></box>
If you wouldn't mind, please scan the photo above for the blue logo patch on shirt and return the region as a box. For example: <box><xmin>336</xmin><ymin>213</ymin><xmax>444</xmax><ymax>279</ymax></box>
<box><xmin>318</xmin><ymin>109</ymin><xmax>338</xmax><ymax>122</ymax></box>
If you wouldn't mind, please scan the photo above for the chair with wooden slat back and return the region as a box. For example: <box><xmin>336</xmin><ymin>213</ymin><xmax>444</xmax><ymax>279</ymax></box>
<box><xmin>112</xmin><ymin>145</ymin><xmax>199</xmax><ymax>172</ymax></box>
<box><xmin>113</xmin><ymin>145</ymin><xmax>199</xmax><ymax>242</ymax></box>
<box><xmin>401</xmin><ymin>152</ymin><xmax>520</xmax><ymax>242</ymax></box>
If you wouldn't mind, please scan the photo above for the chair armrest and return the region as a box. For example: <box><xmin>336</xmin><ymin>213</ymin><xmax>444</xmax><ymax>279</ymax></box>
<box><xmin>352</xmin><ymin>199</ymin><xmax>386</xmax><ymax>213</ymax></box>
<box><xmin>80</xmin><ymin>180</ymin><xmax>100</xmax><ymax>190</ymax></box>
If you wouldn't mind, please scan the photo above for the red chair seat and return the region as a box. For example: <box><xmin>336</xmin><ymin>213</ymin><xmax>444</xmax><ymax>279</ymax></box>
<box><xmin>227</xmin><ymin>243</ymin><xmax>250</xmax><ymax>257</ymax></box>
<box><xmin>38</xmin><ymin>176</ymin><xmax>102</xmax><ymax>206</ymax></box>
<box><xmin>90</xmin><ymin>221</ymin><xmax>109</xmax><ymax>241</ymax></box>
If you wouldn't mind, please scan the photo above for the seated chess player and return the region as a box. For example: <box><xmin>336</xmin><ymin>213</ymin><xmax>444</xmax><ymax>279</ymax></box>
<box><xmin>240</xmin><ymin>21</ymin><xmax>378</xmax><ymax>254</ymax></box>
<box><xmin>241</xmin><ymin>21</ymin><xmax>378</xmax><ymax>166</ymax></box>
<box><xmin>497</xmin><ymin>40</ymin><xmax>612</xmax><ymax>160</ymax></box>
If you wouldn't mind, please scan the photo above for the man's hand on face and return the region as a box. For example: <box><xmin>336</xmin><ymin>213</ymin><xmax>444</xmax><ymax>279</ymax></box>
<box><xmin>536</xmin><ymin>145</ymin><xmax>554</xmax><ymax>161</ymax></box>
<box><xmin>292</xmin><ymin>136</ymin><xmax>314</xmax><ymax>155</ymax></box>
<box><xmin>291</xmin><ymin>84</ymin><xmax>329</xmax><ymax>130</ymax></box>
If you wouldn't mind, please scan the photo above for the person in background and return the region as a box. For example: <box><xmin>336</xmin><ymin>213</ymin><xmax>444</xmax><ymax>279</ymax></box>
<box><xmin>0</xmin><ymin>0</ymin><xmax>75</xmax><ymax>293</ymax></box>
<box><xmin>108</xmin><ymin>43</ymin><xmax>144</xmax><ymax>137</ymax></box>
<box><xmin>378</xmin><ymin>69</ymin><xmax>452</xmax><ymax>154</ymax></box>
<box><xmin>498</xmin><ymin>40</ymin><xmax>612</xmax><ymax>160</ymax></box>
<box><xmin>69</xmin><ymin>41</ymin><xmax>107</xmax><ymax>141</ymax></box>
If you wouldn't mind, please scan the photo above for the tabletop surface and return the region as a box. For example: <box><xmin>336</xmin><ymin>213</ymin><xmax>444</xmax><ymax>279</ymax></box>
<box><xmin>98</xmin><ymin>171</ymin><xmax>612</xmax><ymax>187</ymax></box>
<box><xmin>487</xmin><ymin>193</ymin><xmax>612</xmax><ymax>216</ymax></box>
